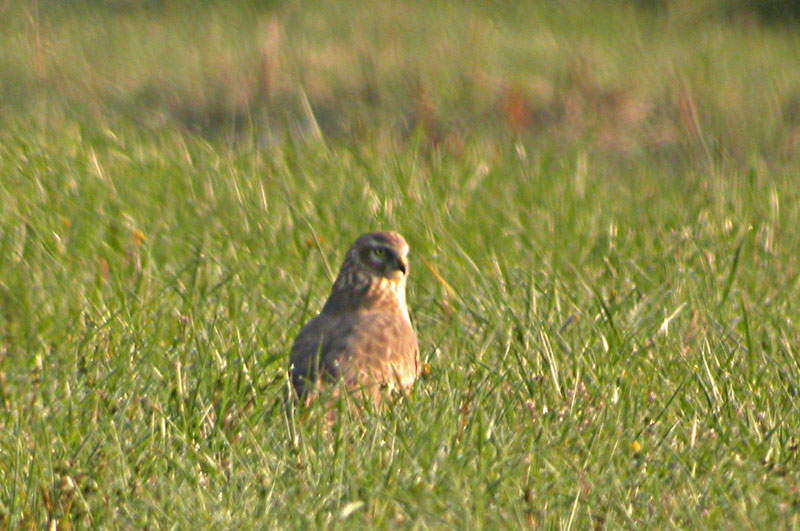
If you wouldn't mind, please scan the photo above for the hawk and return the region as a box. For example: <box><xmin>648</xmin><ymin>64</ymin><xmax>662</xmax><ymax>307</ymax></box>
<box><xmin>289</xmin><ymin>231</ymin><xmax>419</xmax><ymax>406</ymax></box>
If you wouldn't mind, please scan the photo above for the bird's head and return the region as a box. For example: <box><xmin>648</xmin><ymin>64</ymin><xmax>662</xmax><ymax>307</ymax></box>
<box><xmin>354</xmin><ymin>232</ymin><xmax>409</xmax><ymax>281</ymax></box>
<box><xmin>325</xmin><ymin>231</ymin><xmax>411</xmax><ymax>315</ymax></box>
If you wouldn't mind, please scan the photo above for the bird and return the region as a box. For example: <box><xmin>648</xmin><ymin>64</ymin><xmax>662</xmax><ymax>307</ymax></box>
<box><xmin>289</xmin><ymin>231</ymin><xmax>419</xmax><ymax>406</ymax></box>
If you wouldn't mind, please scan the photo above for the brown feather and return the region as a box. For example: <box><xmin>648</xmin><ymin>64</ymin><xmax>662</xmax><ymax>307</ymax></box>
<box><xmin>289</xmin><ymin>232</ymin><xmax>419</xmax><ymax>405</ymax></box>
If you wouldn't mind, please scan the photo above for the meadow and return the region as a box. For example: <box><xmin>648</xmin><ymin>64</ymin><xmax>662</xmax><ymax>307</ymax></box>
<box><xmin>1</xmin><ymin>0</ymin><xmax>800</xmax><ymax>527</ymax></box>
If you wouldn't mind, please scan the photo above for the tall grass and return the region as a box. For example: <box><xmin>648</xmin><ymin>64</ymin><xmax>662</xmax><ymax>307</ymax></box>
<box><xmin>1</xmin><ymin>0</ymin><xmax>799</xmax><ymax>527</ymax></box>
<box><xmin>3</xmin><ymin>0</ymin><xmax>800</xmax><ymax>162</ymax></box>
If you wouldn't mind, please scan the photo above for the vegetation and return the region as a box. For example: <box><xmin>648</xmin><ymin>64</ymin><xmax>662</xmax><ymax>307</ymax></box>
<box><xmin>1</xmin><ymin>0</ymin><xmax>799</xmax><ymax>527</ymax></box>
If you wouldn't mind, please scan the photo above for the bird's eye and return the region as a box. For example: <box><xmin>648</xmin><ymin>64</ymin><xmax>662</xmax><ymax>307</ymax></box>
<box><xmin>371</xmin><ymin>248</ymin><xmax>387</xmax><ymax>259</ymax></box>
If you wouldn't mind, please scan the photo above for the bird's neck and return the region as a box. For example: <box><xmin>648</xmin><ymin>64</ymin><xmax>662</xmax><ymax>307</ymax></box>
<box><xmin>323</xmin><ymin>272</ymin><xmax>409</xmax><ymax>318</ymax></box>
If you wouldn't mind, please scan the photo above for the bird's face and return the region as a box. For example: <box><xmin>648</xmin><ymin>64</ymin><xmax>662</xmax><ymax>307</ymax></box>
<box><xmin>325</xmin><ymin>231</ymin><xmax>412</xmax><ymax>315</ymax></box>
<box><xmin>357</xmin><ymin>234</ymin><xmax>409</xmax><ymax>281</ymax></box>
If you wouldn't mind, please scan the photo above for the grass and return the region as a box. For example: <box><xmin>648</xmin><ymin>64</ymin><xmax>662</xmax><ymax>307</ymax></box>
<box><xmin>2</xmin><ymin>0</ymin><xmax>800</xmax><ymax>528</ymax></box>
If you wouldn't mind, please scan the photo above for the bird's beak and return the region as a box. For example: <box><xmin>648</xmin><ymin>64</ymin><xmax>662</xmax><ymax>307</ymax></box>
<box><xmin>395</xmin><ymin>256</ymin><xmax>408</xmax><ymax>276</ymax></box>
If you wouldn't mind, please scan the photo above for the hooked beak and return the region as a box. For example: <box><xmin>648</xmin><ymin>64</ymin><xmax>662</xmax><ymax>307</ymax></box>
<box><xmin>395</xmin><ymin>256</ymin><xmax>408</xmax><ymax>276</ymax></box>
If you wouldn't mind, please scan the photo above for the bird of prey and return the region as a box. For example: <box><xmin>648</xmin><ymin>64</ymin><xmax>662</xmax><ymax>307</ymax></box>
<box><xmin>289</xmin><ymin>231</ymin><xmax>419</xmax><ymax>406</ymax></box>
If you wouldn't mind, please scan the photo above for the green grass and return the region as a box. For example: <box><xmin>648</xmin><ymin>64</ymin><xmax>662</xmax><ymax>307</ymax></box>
<box><xmin>2</xmin><ymin>0</ymin><xmax>800</xmax><ymax>528</ymax></box>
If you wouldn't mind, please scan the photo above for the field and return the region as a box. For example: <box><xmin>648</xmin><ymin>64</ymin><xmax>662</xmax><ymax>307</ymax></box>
<box><xmin>2</xmin><ymin>0</ymin><xmax>800</xmax><ymax>527</ymax></box>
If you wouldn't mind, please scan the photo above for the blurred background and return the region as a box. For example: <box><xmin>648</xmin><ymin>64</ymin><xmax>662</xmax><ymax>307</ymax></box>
<box><xmin>3</xmin><ymin>0</ymin><xmax>800</xmax><ymax>167</ymax></box>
